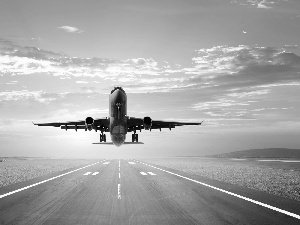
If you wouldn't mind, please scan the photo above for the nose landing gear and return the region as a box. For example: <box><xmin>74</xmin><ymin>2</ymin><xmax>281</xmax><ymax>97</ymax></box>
<box><xmin>100</xmin><ymin>133</ymin><xmax>106</xmax><ymax>142</ymax></box>
<box><xmin>132</xmin><ymin>133</ymin><xmax>138</xmax><ymax>142</ymax></box>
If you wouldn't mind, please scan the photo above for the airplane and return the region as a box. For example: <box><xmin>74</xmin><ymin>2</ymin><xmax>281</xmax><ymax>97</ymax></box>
<box><xmin>33</xmin><ymin>87</ymin><xmax>203</xmax><ymax>147</ymax></box>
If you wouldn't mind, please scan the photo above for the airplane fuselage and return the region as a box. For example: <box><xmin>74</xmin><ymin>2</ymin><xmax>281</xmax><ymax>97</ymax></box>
<box><xmin>109</xmin><ymin>88</ymin><xmax>128</xmax><ymax>146</ymax></box>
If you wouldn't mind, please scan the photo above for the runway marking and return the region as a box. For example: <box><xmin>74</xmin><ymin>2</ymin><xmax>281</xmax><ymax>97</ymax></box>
<box><xmin>128</xmin><ymin>162</ymin><xmax>136</xmax><ymax>164</ymax></box>
<box><xmin>118</xmin><ymin>183</ymin><xmax>121</xmax><ymax>199</ymax></box>
<box><xmin>139</xmin><ymin>172</ymin><xmax>156</xmax><ymax>176</ymax></box>
<box><xmin>0</xmin><ymin>161</ymin><xmax>103</xmax><ymax>199</ymax></box>
<box><xmin>258</xmin><ymin>160</ymin><xmax>300</xmax><ymax>163</ymax></box>
<box><xmin>119</xmin><ymin>172</ymin><xmax>121</xmax><ymax>179</ymax></box>
<box><xmin>103</xmin><ymin>162</ymin><xmax>110</xmax><ymax>164</ymax></box>
<box><xmin>148</xmin><ymin>172</ymin><xmax>156</xmax><ymax>175</ymax></box>
<box><xmin>137</xmin><ymin>160</ymin><xmax>300</xmax><ymax>220</ymax></box>
<box><xmin>84</xmin><ymin>172</ymin><xmax>92</xmax><ymax>175</ymax></box>
<box><xmin>92</xmin><ymin>172</ymin><xmax>99</xmax><ymax>175</ymax></box>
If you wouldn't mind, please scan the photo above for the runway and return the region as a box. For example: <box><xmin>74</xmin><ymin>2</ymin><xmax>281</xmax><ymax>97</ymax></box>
<box><xmin>0</xmin><ymin>159</ymin><xmax>299</xmax><ymax>225</ymax></box>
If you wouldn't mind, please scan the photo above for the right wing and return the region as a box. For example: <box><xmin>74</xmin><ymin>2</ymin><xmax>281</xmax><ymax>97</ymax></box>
<box><xmin>127</xmin><ymin>117</ymin><xmax>203</xmax><ymax>132</ymax></box>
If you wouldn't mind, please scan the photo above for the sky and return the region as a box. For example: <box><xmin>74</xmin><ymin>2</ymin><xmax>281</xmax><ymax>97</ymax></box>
<box><xmin>0</xmin><ymin>0</ymin><xmax>300</xmax><ymax>158</ymax></box>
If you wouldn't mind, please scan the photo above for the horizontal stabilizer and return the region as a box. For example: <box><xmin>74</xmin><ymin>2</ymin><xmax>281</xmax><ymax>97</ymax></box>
<box><xmin>92</xmin><ymin>142</ymin><xmax>144</xmax><ymax>145</ymax></box>
<box><xmin>92</xmin><ymin>142</ymin><xmax>114</xmax><ymax>145</ymax></box>
<box><xmin>123</xmin><ymin>142</ymin><xmax>144</xmax><ymax>145</ymax></box>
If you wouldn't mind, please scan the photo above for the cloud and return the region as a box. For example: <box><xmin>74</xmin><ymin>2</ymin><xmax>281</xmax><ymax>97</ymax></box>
<box><xmin>186</xmin><ymin>45</ymin><xmax>300</xmax><ymax>86</ymax></box>
<box><xmin>0</xmin><ymin>90</ymin><xmax>66</xmax><ymax>103</ymax></box>
<box><xmin>230</xmin><ymin>0</ymin><xmax>288</xmax><ymax>9</ymax></box>
<box><xmin>58</xmin><ymin>26</ymin><xmax>84</xmax><ymax>33</ymax></box>
<box><xmin>257</xmin><ymin>0</ymin><xmax>272</xmax><ymax>9</ymax></box>
<box><xmin>183</xmin><ymin>44</ymin><xmax>300</xmax><ymax>122</ymax></box>
<box><xmin>0</xmin><ymin>39</ymin><xmax>161</xmax><ymax>79</ymax></box>
<box><xmin>1</xmin><ymin>39</ymin><xmax>299</xmax><ymax>95</ymax></box>
<box><xmin>226</xmin><ymin>89</ymin><xmax>270</xmax><ymax>98</ymax></box>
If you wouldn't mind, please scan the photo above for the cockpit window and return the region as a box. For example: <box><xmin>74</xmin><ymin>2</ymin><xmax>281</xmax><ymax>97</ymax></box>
<box><xmin>111</xmin><ymin>87</ymin><xmax>125</xmax><ymax>94</ymax></box>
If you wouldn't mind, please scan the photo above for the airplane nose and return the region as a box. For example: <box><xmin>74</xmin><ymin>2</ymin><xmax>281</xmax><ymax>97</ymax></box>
<box><xmin>113</xmin><ymin>89</ymin><xmax>126</xmax><ymax>102</ymax></box>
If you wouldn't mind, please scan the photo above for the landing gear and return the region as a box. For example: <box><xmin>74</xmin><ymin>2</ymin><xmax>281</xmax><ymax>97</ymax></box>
<box><xmin>100</xmin><ymin>133</ymin><xmax>106</xmax><ymax>142</ymax></box>
<box><xmin>132</xmin><ymin>133</ymin><xmax>138</xmax><ymax>142</ymax></box>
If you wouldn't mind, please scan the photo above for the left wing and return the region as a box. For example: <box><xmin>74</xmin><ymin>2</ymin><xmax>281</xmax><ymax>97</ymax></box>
<box><xmin>33</xmin><ymin>118</ymin><xmax>109</xmax><ymax>132</ymax></box>
<box><xmin>127</xmin><ymin>117</ymin><xmax>203</xmax><ymax>132</ymax></box>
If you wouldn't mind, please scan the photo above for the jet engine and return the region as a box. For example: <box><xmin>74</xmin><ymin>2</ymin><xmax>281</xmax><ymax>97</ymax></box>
<box><xmin>85</xmin><ymin>117</ymin><xmax>94</xmax><ymax>131</ymax></box>
<box><xmin>143</xmin><ymin>116</ymin><xmax>152</xmax><ymax>130</ymax></box>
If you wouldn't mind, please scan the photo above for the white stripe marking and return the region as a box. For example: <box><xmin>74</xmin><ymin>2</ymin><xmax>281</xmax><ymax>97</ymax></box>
<box><xmin>118</xmin><ymin>184</ymin><xmax>121</xmax><ymax>199</ymax></box>
<box><xmin>103</xmin><ymin>162</ymin><xmax>110</xmax><ymax>164</ymax></box>
<box><xmin>84</xmin><ymin>172</ymin><xmax>92</xmax><ymax>175</ymax></box>
<box><xmin>140</xmin><ymin>172</ymin><xmax>147</xmax><ymax>176</ymax></box>
<box><xmin>258</xmin><ymin>160</ymin><xmax>300</xmax><ymax>163</ymax></box>
<box><xmin>128</xmin><ymin>162</ymin><xmax>136</xmax><ymax>164</ymax></box>
<box><xmin>148</xmin><ymin>172</ymin><xmax>156</xmax><ymax>175</ymax></box>
<box><xmin>137</xmin><ymin>161</ymin><xmax>300</xmax><ymax>220</ymax></box>
<box><xmin>119</xmin><ymin>172</ymin><xmax>121</xmax><ymax>179</ymax></box>
<box><xmin>92</xmin><ymin>172</ymin><xmax>99</xmax><ymax>175</ymax></box>
<box><xmin>0</xmin><ymin>161</ymin><xmax>102</xmax><ymax>199</ymax></box>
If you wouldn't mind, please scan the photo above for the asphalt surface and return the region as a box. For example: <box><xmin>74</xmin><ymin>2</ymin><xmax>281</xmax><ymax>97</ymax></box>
<box><xmin>0</xmin><ymin>159</ymin><xmax>300</xmax><ymax>225</ymax></box>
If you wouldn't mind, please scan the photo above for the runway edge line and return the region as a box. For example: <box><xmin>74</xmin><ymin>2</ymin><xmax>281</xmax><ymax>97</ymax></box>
<box><xmin>0</xmin><ymin>160</ymin><xmax>104</xmax><ymax>199</ymax></box>
<box><xmin>135</xmin><ymin>160</ymin><xmax>300</xmax><ymax>220</ymax></box>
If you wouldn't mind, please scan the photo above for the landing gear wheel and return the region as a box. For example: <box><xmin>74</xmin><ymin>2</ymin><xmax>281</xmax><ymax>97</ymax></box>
<box><xmin>100</xmin><ymin>134</ymin><xmax>106</xmax><ymax>142</ymax></box>
<box><xmin>132</xmin><ymin>134</ymin><xmax>138</xmax><ymax>142</ymax></box>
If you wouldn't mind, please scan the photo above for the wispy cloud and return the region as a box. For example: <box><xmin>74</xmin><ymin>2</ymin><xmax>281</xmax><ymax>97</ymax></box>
<box><xmin>185</xmin><ymin>45</ymin><xmax>300</xmax><ymax>85</ymax></box>
<box><xmin>2</xmin><ymin>39</ymin><xmax>299</xmax><ymax>94</ymax></box>
<box><xmin>58</xmin><ymin>26</ymin><xmax>84</xmax><ymax>33</ymax></box>
<box><xmin>0</xmin><ymin>39</ymin><xmax>160</xmax><ymax>79</ymax></box>
<box><xmin>0</xmin><ymin>90</ymin><xmax>66</xmax><ymax>103</ymax></box>
<box><xmin>231</xmin><ymin>0</ymin><xmax>288</xmax><ymax>9</ymax></box>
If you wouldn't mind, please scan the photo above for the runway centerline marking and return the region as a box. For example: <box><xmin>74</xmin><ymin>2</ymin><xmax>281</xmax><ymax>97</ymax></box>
<box><xmin>136</xmin><ymin>160</ymin><xmax>300</xmax><ymax>220</ymax></box>
<box><xmin>140</xmin><ymin>172</ymin><xmax>147</xmax><ymax>176</ymax></box>
<box><xmin>128</xmin><ymin>162</ymin><xmax>136</xmax><ymax>164</ymax></box>
<box><xmin>0</xmin><ymin>161</ymin><xmax>103</xmax><ymax>199</ymax></box>
<box><xmin>103</xmin><ymin>162</ymin><xmax>110</xmax><ymax>165</ymax></box>
<box><xmin>118</xmin><ymin>160</ymin><xmax>121</xmax><ymax>199</ymax></box>
<box><xmin>118</xmin><ymin>183</ymin><xmax>121</xmax><ymax>199</ymax></box>
<box><xmin>92</xmin><ymin>172</ymin><xmax>99</xmax><ymax>175</ymax></box>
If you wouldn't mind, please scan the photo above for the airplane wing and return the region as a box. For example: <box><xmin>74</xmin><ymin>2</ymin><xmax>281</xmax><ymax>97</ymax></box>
<box><xmin>127</xmin><ymin>117</ymin><xmax>203</xmax><ymax>132</ymax></box>
<box><xmin>33</xmin><ymin>118</ymin><xmax>109</xmax><ymax>131</ymax></box>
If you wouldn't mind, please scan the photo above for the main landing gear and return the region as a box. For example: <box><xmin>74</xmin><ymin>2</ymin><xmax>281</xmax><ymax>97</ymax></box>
<box><xmin>100</xmin><ymin>133</ymin><xmax>106</xmax><ymax>142</ymax></box>
<box><xmin>132</xmin><ymin>133</ymin><xmax>138</xmax><ymax>142</ymax></box>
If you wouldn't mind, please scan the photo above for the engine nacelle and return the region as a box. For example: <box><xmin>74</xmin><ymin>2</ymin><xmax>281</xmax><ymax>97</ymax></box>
<box><xmin>85</xmin><ymin>117</ymin><xmax>94</xmax><ymax>131</ymax></box>
<box><xmin>143</xmin><ymin>116</ymin><xmax>152</xmax><ymax>130</ymax></box>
